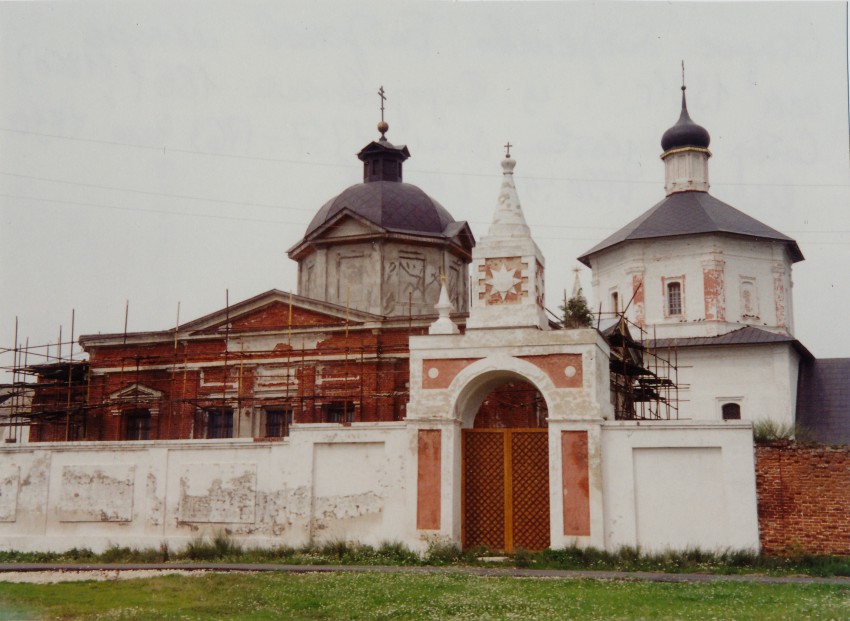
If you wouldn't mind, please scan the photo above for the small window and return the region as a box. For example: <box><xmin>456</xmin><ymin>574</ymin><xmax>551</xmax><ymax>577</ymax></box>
<box><xmin>125</xmin><ymin>409</ymin><xmax>151</xmax><ymax>441</ymax></box>
<box><xmin>206</xmin><ymin>408</ymin><xmax>233</xmax><ymax>439</ymax></box>
<box><xmin>324</xmin><ymin>402</ymin><xmax>354</xmax><ymax>424</ymax></box>
<box><xmin>722</xmin><ymin>403</ymin><xmax>741</xmax><ymax>420</ymax></box>
<box><xmin>266</xmin><ymin>408</ymin><xmax>292</xmax><ymax>437</ymax></box>
<box><xmin>611</xmin><ymin>291</ymin><xmax>619</xmax><ymax>314</ymax></box>
<box><xmin>667</xmin><ymin>281</ymin><xmax>682</xmax><ymax>316</ymax></box>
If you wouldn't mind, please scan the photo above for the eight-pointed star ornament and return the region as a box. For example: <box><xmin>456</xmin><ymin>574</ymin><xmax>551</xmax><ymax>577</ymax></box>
<box><xmin>487</xmin><ymin>264</ymin><xmax>522</xmax><ymax>300</ymax></box>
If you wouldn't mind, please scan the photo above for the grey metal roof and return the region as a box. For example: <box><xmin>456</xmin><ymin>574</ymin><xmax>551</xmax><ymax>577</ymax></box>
<box><xmin>578</xmin><ymin>191</ymin><xmax>804</xmax><ymax>266</ymax></box>
<box><xmin>305</xmin><ymin>181</ymin><xmax>457</xmax><ymax>237</ymax></box>
<box><xmin>796</xmin><ymin>358</ymin><xmax>850</xmax><ymax>445</ymax></box>
<box><xmin>651</xmin><ymin>325</ymin><xmax>809</xmax><ymax>352</ymax></box>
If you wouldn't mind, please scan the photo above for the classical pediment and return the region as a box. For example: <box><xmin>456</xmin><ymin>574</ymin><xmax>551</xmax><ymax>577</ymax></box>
<box><xmin>109</xmin><ymin>383</ymin><xmax>164</xmax><ymax>402</ymax></box>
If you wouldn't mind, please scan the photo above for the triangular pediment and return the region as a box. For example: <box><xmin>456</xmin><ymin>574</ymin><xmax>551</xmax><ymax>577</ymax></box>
<box><xmin>305</xmin><ymin>209</ymin><xmax>385</xmax><ymax>241</ymax></box>
<box><xmin>181</xmin><ymin>290</ymin><xmax>383</xmax><ymax>335</ymax></box>
<box><xmin>79</xmin><ymin>290</ymin><xmax>384</xmax><ymax>348</ymax></box>
<box><xmin>109</xmin><ymin>383</ymin><xmax>164</xmax><ymax>402</ymax></box>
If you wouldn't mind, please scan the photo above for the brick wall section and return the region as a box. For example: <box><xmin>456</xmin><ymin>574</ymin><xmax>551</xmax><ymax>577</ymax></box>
<box><xmin>756</xmin><ymin>443</ymin><xmax>850</xmax><ymax>555</ymax></box>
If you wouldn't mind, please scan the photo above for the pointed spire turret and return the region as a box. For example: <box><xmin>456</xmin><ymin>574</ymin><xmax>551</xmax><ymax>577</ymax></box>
<box><xmin>487</xmin><ymin>155</ymin><xmax>531</xmax><ymax>238</ymax></box>
<box><xmin>467</xmin><ymin>149</ymin><xmax>548</xmax><ymax>330</ymax></box>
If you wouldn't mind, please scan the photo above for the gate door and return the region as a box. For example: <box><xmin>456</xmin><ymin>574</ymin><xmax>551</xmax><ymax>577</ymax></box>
<box><xmin>462</xmin><ymin>429</ymin><xmax>550</xmax><ymax>552</ymax></box>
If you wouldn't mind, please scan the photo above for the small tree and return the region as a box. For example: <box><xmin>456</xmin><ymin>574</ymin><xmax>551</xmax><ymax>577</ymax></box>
<box><xmin>561</xmin><ymin>288</ymin><xmax>594</xmax><ymax>329</ymax></box>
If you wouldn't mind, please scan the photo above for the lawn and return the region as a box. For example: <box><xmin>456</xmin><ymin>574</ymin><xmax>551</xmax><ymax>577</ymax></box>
<box><xmin>0</xmin><ymin>571</ymin><xmax>848</xmax><ymax>620</ymax></box>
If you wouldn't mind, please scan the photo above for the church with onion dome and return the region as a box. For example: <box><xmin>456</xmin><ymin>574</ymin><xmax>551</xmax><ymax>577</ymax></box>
<box><xmin>3</xmin><ymin>85</ymin><xmax>848</xmax><ymax>558</ymax></box>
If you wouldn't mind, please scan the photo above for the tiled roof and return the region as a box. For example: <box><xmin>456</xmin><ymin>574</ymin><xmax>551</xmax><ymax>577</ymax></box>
<box><xmin>578</xmin><ymin>191</ymin><xmax>804</xmax><ymax>265</ymax></box>
<box><xmin>796</xmin><ymin>358</ymin><xmax>850</xmax><ymax>445</ymax></box>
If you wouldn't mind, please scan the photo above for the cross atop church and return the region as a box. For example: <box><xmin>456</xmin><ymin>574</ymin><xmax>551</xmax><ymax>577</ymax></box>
<box><xmin>378</xmin><ymin>86</ymin><xmax>386</xmax><ymax>123</ymax></box>
<box><xmin>504</xmin><ymin>141</ymin><xmax>512</xmax><ymax>158</ymax></box>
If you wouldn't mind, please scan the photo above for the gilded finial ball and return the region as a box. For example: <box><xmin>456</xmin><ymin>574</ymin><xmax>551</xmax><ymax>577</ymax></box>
<box><xmin>377</xmin><ymin>121</ymin><xmax>389</xmax><ymax>135</ymax></box>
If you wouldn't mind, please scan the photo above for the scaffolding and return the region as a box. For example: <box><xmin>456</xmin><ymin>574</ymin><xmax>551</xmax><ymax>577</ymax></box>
<box><xmin>600</xmin><ymin>312</ymin><xmax>681</xmax><ymax>420</ymax></box>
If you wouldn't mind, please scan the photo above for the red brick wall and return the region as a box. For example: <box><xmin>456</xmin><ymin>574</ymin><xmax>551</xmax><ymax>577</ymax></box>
<box><xmin>755</xmin><ymin>443</ymin><xmax>850</xmax><ymax>555</ymax></box>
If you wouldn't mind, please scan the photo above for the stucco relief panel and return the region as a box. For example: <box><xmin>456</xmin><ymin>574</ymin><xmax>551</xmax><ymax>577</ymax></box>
<box><xmin>479</xmin><ymin>257</ymin><xmax>526</xmax><ymax>305</ymax></box>
<box><xmin>178</xmin><ymin>463</ymin><xmax>257</xmax><ymax>524</ymax></box>
<box><xmin>0</xmin><ymin>464</ymin><xmax>20</xmax><ymax>522</ymax></box>
<box><xmin>58</xmin><ymin>465</ymin><xmax>135</xmax><ymax>523</ymax></box>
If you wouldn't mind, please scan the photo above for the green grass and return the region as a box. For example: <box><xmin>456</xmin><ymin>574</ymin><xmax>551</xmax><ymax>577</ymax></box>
<box><xmin>0</xmin><ymin>571</ymin><xmax>848</xmax><ymax>620</ymax></box>
<box><xmin>1</xmin><ymin>539</ymin><xmax>849</xmax><ymax>577</ymax></box>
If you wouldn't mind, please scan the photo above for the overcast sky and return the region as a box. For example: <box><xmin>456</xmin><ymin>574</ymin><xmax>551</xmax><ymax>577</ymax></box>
<box><xmin>1</xmin><ymin>1</ymin><xmax>848</xmax><ymax>380</ymax></box>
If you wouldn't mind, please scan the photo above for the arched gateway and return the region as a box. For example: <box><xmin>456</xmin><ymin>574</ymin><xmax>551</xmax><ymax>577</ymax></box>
<box><xmin>461</xmin><ymin>372</ymin><xmax>550</xmax><ymax>551</ymax></box>
<box><xmin>406</xmin><ymin>153</ymin><xmax>611</xmax><ymax>552</ymax></box>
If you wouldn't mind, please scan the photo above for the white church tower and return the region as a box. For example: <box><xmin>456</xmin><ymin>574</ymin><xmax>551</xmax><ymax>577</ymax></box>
<box><xmin>578</xmin><ymin>83</ymin><xmax>807</xmax><ymax>426</ymax></box>
<box><xmin>579</xmin><ymin>84</ymin><xmax>803</xmax><ymax>341</ymax></box>
<box><xmin>466</xmin><ymin>148</ymin><xmax>548</xmax><ymax>330</ymax></box>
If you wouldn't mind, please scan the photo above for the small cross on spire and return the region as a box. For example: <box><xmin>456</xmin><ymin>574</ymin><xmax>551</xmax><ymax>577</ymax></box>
<box><xmin>504</xmin><ymin>141</ymin><xmax>513</xmax><ymax>158</ymax></box>
<box><xmin>681</xmin><ymin>60</ymin><xmax>686</xmax><ymax>91</ymax></box>
<box><xmin>378</xmin><ymin>86</ymin><xmax>386</xmax><ymax>122</ymax></box>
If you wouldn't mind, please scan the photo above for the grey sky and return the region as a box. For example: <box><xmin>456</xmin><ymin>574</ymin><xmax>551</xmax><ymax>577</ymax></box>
<box><xmin>1</xmin><ymin>1</ymin><xmax>848</xmax><ymax>379</ymax></box>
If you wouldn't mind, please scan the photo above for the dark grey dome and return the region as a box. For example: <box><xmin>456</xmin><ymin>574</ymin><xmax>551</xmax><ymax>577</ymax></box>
<box><xmin>305</xmin><ymin>181</ymin><xmax>456</xmax><ymax>237</ymax></box>
<box><xmin>661</xmin><ymin>88</ymin><xmax>711</xmax><ymax>152</ymax></box>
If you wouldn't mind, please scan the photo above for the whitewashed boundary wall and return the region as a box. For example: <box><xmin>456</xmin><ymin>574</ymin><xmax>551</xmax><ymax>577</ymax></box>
<box><xmin>601</xmin><ymin>421</ymin><xmax>760</xmax><ymax>553</ymax></box>
<box><xmin>0</xmin><ymin>423</ymin><xmax>416</xmax><ymax>554</ymax></box>
<box><xmin>0</xmin><ymin>420</ymin><xmax>761</xmax><ymax>554</ymax></box>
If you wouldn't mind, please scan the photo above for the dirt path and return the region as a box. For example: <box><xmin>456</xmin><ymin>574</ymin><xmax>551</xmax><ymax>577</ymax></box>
<box><xmin>1</xmin><ymin>563</ymin><xmax>849</xmax><ymax>585</ymax></box>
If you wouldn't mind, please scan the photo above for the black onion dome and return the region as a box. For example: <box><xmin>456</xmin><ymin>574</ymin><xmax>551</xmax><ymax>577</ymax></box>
<box><xmin>305</xmin><ymin>181</ymin><xmax>456</xmax><ymax>236</ymax></box>
<box><xmin>661</xmin><ymin>88</ymin><xmax>711</xmax><ymax>152</ymax></box>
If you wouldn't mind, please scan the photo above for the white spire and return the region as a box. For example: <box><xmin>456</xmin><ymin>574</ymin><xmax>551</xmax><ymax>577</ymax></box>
<box><xmin>487</xmin><ymin>157</ymin><xmax>531</xmax><ymax>238</ymax></box>
<box><xmin>429</xmin><ymin>278</ymin><xmax>459</xmax><ymax>335</ymax></box>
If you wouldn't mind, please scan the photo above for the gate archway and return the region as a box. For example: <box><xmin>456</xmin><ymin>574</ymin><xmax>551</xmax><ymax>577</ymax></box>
<box><xmin>460</xmin><ymin>374</ymin><xmax>550</xmax><ymax>552</ymax></box>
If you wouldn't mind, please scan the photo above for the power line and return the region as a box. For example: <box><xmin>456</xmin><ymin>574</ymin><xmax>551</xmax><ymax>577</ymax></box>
<box><xmin>0</xmin><ymin>171</ymin><xmax>315</xmax><ymax>212</ymax></box>
<box><xmin>2</xmin><ymin>126</ymin><xmax>849</xmax><ymax>189</ymax></box>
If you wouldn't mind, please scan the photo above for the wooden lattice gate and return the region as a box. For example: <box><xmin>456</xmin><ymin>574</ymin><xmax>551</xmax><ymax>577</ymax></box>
<box><xmin>462</xmin><ymin>429</ymin><xmax>550</xmax><ymax>552</ymax></box>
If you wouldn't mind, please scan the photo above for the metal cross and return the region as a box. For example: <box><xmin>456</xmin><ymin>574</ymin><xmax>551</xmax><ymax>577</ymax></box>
<box><xmin>681</xmin><ymin>60</ymin><xmax>686</xmax><ymax>90</ymax></box>
<box><xmin>504</xmin><ymin>141</ymin><xmax>512</xmax><ymax>158</ymax></box>
<box><xmin>378</xmin><ymin>86</ymin><xmax>386</xmax><ymax>122</ymax></box>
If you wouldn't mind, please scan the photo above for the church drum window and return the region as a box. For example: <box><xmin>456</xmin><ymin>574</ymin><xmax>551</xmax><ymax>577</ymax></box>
<box><xmin>667</xmin><ymin>281</ymin><xmax>682</xmax><ymax>316</ymax></box>
<box><xmin>722</xmin><ymin>403</ymin><xmax>741</xmax><ymax>420</ymax></box>
<box><xmin>125</xmin><ymin>409</ymin><xmax>152</xmax><ymax>441</ymax></box>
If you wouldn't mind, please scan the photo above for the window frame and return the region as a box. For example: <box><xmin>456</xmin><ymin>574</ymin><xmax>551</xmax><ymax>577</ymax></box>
<box><xmin>265</xmin><ymin>407</ymin><xmax>293</xmax><ymax>438</ymax></box>
<box><xmin>204</xmin><ymin>407</ymin><xmax>233</xmax><ymax>439</ymax></box>
<box><xmin>124</xmin><ymin>408</ymin><xmax>152</xmax><ymax>441</ymax></box>
<box><xmin>663</xmin><ymin>277</ymin><xmax>685</xmax><ymax>318</ymax></box>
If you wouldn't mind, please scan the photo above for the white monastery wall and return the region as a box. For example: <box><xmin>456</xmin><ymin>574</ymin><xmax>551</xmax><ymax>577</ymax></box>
<box><xmin>674</xmin><ymin>344</ymin><xmax>800</xmax><ymax>426</ymax></box>
<box><xmin>601</xmin><ymin>421</ymin><xmax>760</xmax><ymax>553</ymax></box>
<box><xmin>591</xmin><ymin>236</ymin><xmax>795</xmax><ymax>339</ymax></box>
<box><xmin>0</xmin><ymin>423</ymin><xmax>416</xmax><ymax>554</ymax></box>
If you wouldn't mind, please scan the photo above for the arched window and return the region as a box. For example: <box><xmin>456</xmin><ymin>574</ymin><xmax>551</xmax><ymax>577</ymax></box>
<box><xmin>611</xmin><ymin>291</ymin><xmax>619</xmax><ymax>314</ymax></box>
<box><xmin>722</xmin><ymin>403</ymin><xmax>741</xmax><ymax>420</ymax></box>
<box><xmin>667</xmin><ymin>281</ymin><xmax>682</xmax><ymax>316</ymax></box>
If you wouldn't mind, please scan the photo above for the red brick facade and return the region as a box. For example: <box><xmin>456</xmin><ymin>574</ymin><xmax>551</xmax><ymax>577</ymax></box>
<box><xmin>755</xmin><ymin>443</ymin><xmax>850</xmax><ymax>555</ymax></box>
<box><xmin>29</xmin><ymin>293</ymin><xmax>545</xmax><ymax>442</ymax></box>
